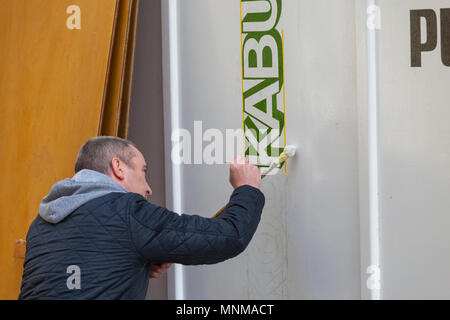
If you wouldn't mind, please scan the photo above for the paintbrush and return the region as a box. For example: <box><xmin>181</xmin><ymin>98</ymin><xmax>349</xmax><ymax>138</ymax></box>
<box><xmin>212</xmin><ymin>145</ymin><xmax>297</xmax><ymax>218</ymax></box>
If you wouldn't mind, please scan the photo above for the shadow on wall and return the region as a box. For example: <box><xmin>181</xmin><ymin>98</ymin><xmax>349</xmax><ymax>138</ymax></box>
<box><xmin>128</xmin><ymin>0</ymin><xmax>167</xmax><ymax>300</ymax></box>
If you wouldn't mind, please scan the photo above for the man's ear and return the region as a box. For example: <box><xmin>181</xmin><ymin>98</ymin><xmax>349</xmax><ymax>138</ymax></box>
<box><xmin>110</xmin><ymin>157</ymin><xmax>125</xmax><ymax>180</ymax></box>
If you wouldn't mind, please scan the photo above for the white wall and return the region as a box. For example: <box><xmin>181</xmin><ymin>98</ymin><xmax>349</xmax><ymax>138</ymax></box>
<box><xmin>160</xmin><ymin>0</ymin><xmax>450</xmax><ymax>299</ymax></box>
<box><xmin>377</xmin><ymin>0</ymin><xmax>450</xmax><ymax>299</ymax></box>
<box><xmin>162</xmin><ymin>0</ymin><xmax>361</xmax><ymax>299</ymax></box>
<box><xmin>283</xmin><ymin>0</ymin><xmax>361</xmax><ymax>299</ymax></box>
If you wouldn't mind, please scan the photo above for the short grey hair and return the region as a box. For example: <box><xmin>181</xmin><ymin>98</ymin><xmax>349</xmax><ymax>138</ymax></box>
<box><xmin>75</xmin><ymin>136</ymin><xmax>138</xmax><ymax>175</ymax></box>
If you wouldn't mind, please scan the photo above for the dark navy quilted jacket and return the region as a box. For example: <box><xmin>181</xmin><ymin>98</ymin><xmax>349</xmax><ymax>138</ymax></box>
<box><xmin>19</xmin><ymin>186</ymin><xmax>265</xmax><ymax>300</ymax></box>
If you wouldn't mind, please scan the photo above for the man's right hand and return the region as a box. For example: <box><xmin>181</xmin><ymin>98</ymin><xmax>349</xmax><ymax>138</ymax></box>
<box><xmin>229</xmin><ymin>156</ymin><xmax>261</xmax><ymax>189</ymax></box>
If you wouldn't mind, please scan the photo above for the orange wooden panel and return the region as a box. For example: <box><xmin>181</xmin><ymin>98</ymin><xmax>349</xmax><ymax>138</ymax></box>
<box><xmin>118</xmin><ymin>0</ymin><xmax>140</xmax><ymax>139</ymax></box>
<box><xmin>101</xmin><ymin>0</ymin><xmax>133</xmax><ymax>137</ymax></box>
<box><xmin>0</xmin><ymin>0</ymin><xmax>118</xmax><ymax>299</ymax></box>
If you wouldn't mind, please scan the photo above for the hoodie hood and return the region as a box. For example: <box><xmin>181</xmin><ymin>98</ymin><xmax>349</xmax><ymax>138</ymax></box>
<box><xmin>39</xmin><ymin>169</ymin><xmax>128</xmax><ymax>224</ymax></box>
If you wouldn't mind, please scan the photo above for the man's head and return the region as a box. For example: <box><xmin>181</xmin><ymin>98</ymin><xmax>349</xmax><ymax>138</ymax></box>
<box><xmin>75</xmin><ymin>136</ymin><xmax>152</xmax><ymax>199</ymax></box>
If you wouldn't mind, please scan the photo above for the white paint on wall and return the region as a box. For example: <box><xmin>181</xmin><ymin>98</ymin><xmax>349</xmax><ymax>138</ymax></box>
<box><xmin>366</xmin><ymin>0</ymin><xmax>381</xmax><ymax>300</ymax></box>
<box><xmin>161</xmin><ymin>0</ymin><xmax>185</xmax><ymax>300</ymax></box>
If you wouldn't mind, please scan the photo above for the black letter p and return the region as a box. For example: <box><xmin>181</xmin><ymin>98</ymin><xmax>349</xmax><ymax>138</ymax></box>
<box><xmin>410</xmin><ymin>9</ymin><xmax>438</xmax><ymax>67</ymax></box>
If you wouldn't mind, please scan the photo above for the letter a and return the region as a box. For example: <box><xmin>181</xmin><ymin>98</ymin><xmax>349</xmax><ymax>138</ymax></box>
<box><xmin>66</xmin><ymin>265</ymin><xmax>81</xmax><ymax>290</ymax></box>
<box><xmin>66</xmin><ymin>5</ymin><xmax>81</xmax><ymax>30</ymax></box>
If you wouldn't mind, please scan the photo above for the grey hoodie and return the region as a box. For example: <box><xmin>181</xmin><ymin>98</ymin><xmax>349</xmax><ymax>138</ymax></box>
<box><xmin>39</xmin><ymin>169</ymin><xmax>128</xmax><ymax>224</ymax></box>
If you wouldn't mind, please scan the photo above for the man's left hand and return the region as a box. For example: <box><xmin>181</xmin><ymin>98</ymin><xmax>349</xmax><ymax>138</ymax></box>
<box><xmin>150</xmin><ymin>263</ymin><xmax>172</xmax><ymax>279</ymax></box>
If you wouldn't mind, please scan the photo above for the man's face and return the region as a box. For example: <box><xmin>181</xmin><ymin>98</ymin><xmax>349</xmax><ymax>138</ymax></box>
<box><xmin>119</xmin><ymin>146</ymin><xmax>152</xmax><ymax>199</ymax></box>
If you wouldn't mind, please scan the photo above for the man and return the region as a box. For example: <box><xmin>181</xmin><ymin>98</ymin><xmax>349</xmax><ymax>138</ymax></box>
<box><xmin>19</xmin><ymin>136</ymin><xmax>265</xmax><ymax>299</ymax></box>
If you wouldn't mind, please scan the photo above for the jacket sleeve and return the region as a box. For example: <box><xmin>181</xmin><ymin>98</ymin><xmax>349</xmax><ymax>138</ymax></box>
<box><xmin>128</xmin><ymin>185</ymin><xmax>265</xmax><ymax>265</ymax></box>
